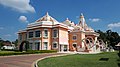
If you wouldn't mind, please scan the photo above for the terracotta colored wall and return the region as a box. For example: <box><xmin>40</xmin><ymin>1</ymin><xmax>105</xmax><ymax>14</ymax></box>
<box><xmin>69</xmin><ymin>32</ymin><xmax>84</xmax><ymax>51</ymax></box>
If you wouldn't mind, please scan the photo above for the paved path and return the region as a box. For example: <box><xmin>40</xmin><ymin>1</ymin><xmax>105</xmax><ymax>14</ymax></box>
<box><xmin>0</xmin><ymin>53</ymin><xmax>67</xmax><ymax>67</ymax></box>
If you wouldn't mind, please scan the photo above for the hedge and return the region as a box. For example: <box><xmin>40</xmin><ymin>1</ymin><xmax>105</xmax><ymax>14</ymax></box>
<box><xmin>0</xmin><ymin>50</ymin><xmax>57</xmax><ymax>56</ymax></box>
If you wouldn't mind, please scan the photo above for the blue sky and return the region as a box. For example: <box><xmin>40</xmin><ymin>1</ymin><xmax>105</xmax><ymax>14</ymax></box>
<box><xmin>0</xmin><ymin>0</ymin><xmax>120</xmax><ymax>41</ymax></box>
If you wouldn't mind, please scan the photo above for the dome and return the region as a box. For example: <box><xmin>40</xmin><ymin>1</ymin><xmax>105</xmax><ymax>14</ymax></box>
<box><xmin>35</xmin><ymin>12</ymin><xmax>59</xmax><ymax>24</ymax></box>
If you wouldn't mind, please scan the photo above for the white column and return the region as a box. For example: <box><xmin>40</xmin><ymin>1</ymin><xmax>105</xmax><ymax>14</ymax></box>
<box><xmin>94</xmin><ymin>37</ymin><xmax>97</xmax><ymax>44</ymax></box>
<box><xmin>81</xmin><ymin>32</ymin><xmax>85</xmax><ymax>48</ymax></box>
<box><xmin>67</xmin><ymin>45</ymin><xmax>69</xmax><ymax>51</ymax></box>
<box><xmin>92</xmin><ymin>37</ymin><xmax>97</xmax><ymax>52</ymax></box>
<box><xmin>61</xmin><ymin>45</ymin><xmax>64</xmax><ymax>52</ymax></box>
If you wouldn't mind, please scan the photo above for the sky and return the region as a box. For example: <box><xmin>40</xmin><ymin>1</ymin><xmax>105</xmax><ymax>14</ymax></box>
<box><xmin>0</xmin><ymin>0</ymin><xmax>120</xmax><ymax>41</ymax></box>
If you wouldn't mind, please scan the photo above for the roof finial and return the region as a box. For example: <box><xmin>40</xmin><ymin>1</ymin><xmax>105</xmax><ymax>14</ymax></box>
<box><xmin>81</xmin><ymin>13</ymin><xmax>84</xmax><ymax>16</ymax></box>
<box><xmin>66</xmin><ymin>17</ymin><xmax>69</xmax><ymax>21</ymax></box>
<box><xmin>66</xmin><ymin>17</ymin><xmax>69</xmax><ymax>20</ymax></box>
<box><xmin>46</xmin><ymin>12</ymin><xmax>49</xmax><ymax>16</ymax></box>
<box><xmin>80</xmin><ymin>13</ymin><xmax>84</xmax><ymax>18</ymax></box>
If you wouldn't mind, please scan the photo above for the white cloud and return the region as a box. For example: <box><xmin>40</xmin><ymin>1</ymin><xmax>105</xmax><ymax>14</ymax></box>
<box><xmin>108</xmin><ymin>22</ymin><xmax>120</xmax><ymax>28</ymax></box>
<box><xmin>4</xmin><ymin>34</ymin><xmax>11</xmax><ymax>37</ymax></box>
<box><xmin>0</xmin><ymin>27</ymin><xmax>4</xmax><ymax>30</ymax></box>
<box><xmin>14</xmin><ymin>32</ymin><xmax>18</xmax><ymax>35</ymax></box>
<box><xmin>18</xmin><ymin>16</ymin><xmax>28</xmax><ymax>23</ymax></box>
<box><xmin>0</xmin><ymin>0</ymin><xmax>35</xmax><ymax>13</ymax></box>
<box><xmin>89</xmin><ymin>18</ymin><xmax>101</xmax><ymax>22</ymax></box>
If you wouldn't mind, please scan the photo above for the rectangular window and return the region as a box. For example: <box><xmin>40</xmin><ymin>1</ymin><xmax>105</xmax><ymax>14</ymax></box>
<box><xmin>73</xmin><ymin>35</ymin><xmax>77</xmax><ymax>40</ymax></box>
<box><xmin>25</xmin><ymin>33</ymin><xmax>27</xmax><ymax>39</ymax></box>
<box><xmin>53</xmin><ymin>42</ymin><xmax>57</xmax><ymax>48</ymax></box>
<box><xmin>29</xmin><ymin>32</ymin><xmax>33</xmax><ymax>38</ymax></box>
<box><xmin>44</xmin><ymin>29</ymin><xmax>48</xmax><ymax>37</ymax></box>
<box><xmin>53</xmin><ymin>29</ymin><xmax>58</xmax><ymax>37</ymax></box>
<box><xmin>19</xmin><ymin>34</ymin><xmax>22</xmax><ymax>40</ymax></box>
<box><xmin>43</xmin><ymin>42</ymin><xmax>48</xmax><ymax>50</ymax></box>
<box><xmin>35</xmin><ymin>30</ymin><xmax>41</xmax><ymax>37</ymax></box>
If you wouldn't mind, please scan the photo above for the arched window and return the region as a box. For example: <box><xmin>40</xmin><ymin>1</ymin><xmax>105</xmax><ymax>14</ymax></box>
<box><xmin>72</xmin><ymin>43</ymin><xmax>77</xmax><ymax>48</ymax></box>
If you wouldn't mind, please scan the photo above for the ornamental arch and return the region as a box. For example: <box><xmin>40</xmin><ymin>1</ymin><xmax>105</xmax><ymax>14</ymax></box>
<box><xmin>19</xmin><ymin>41</ymin><xmax>29</xmax><ymax>52</ymax></box>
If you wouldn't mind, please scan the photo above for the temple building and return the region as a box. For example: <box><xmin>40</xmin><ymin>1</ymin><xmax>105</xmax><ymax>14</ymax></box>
<box><xmin>18</xmin><ymin>12</ymin><xmax>100</xmax><ymax>53</ymax></box>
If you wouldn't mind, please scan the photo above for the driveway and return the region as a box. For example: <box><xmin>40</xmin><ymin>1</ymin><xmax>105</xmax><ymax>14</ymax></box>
<box><xmin>0</xmin><ymin>53</ymin><xmax>67</xmax><ymax>67</ymax></box>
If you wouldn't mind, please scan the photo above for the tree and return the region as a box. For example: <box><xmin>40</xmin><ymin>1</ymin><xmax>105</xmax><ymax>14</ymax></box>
<box><xmin>96</xmin><ymin>30</ymin><xmax>120</xmax><ymax>47</ymax></box>
<box><xmin>96</xmin><ymin>30</ymin><xmax>107</xmax><ymax>43</ymax></box>
<box><xmin>0</xmin><ymin>38</ymin><xmax>4</xmax><ymax>48</ymax></box>
<box><xmin>12</xmin><ymin>39</ymin><xmax>18</xmax><ymax>47</ymax></box>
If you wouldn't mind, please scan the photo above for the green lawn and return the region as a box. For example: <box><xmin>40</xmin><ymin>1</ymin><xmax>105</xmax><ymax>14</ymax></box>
<box><xmin>38</xmin><ymin>52</ymin><xmax>120</xmax><ymax>67</ymax></box>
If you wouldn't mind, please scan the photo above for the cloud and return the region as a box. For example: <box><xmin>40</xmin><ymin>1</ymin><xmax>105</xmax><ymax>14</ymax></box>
<box><xmin>0</xmin><ymin>27</ymin><xmax>4</xmax><ymax>30</ymax></box>
<box><xmin>14</xmin><ymin>32</ymin><xmax>18</xmax><ymax>35</ymax></box>
<box><xmin>0</xmin><ymin>0</ymin><xmax>35</xmax><ymax>13</ymax></box>
<box><xmin>89</xmin><ymin>18</ymin><xmax>101</xmax><ymax>22</ymax></box>
<box><xmin>18</xmin><ymin>16</ymin><xmax>28</xmax><ymax>23</ymax></box>
<box><xmin>108</xmin><ymin>22</ymin><xmax>120</xmax><ymax>28</ymax></box>
<box><xmin>4</xmin><ymin>34</ymin><xmax>11</xmax><ymax>37</ymax></box>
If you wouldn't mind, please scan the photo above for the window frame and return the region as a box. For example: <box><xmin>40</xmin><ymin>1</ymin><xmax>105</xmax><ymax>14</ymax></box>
<box><xmin>53</xmin><ymin>29</ymin><xmax>58</xmax><ymax>38</ymax></box>
<box><xmin>72</xmin><ymin>35</ymin><xmax>77</xmax><ymax>40</ymax></box>
<box><xmin>52</xmin><ymin>42</ymin><xmax>58</xmax><ymax>48</ymax></box>
<box><xmin>72</xmin><ymin>43</ymin><xmax>77</xmax><ymax>48</ymax></box>
<box><xmin>19</xmin><ymin>34</ymin><xmax>22</xmax><ymax>41</ymax></box>
<box><xmin>35</xmin><ymin>30</ymin><xmax>41</xmax><ymax>38</ymax></box>
<box><xmin>28</xmin><ymin>31</ymin><xmax>34</xmax><ymax>38</ymax></box>
<box><xmin>43</xmin><ymin>42</ymin><xmax>48</xmax><ymax>50</ymax></box>
<box><xmin>43</xmin><ymin>29</ymin><xmax>48</xmax><ymax>38</ymax></box>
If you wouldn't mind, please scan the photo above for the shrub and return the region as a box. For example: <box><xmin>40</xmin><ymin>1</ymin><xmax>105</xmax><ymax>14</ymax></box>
<box><xmin>0</xmin><ymin>50</ymin><xmax>57</xmax><ymax>56</ymax></box>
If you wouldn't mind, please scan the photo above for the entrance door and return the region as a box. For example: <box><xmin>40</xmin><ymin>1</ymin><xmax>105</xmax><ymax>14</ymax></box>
<box><xmin>60</xmin><ymin>45</ymin><xmax>68</xmax><ymax>52</ymax></box>
<box><xmin>64</xmin><ymin>45</ymin><xmax>67</xmax><ymax>51</ymax></box>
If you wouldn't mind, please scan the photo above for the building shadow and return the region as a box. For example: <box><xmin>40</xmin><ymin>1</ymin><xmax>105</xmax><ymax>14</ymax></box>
<box><xmin>118</xmin><ymin>63</ymin><xmax>120</xmax><ymax>67</ymax></box>
<box><xmin>99</xmin><ymin>58</ymin><xmax>109</xmax><ymax>61</ymax></box>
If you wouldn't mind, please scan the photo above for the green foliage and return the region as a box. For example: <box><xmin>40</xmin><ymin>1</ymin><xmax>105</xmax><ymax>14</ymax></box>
<box><xmin>0</xmin><ymin>38</ymin><xmax>4</xmax><ymax>48</ymax></box>
<box><xmin>0</xmin><ymin>50</ymin><xmax>57</xmax><ymax>56</ymax></box>
<box><xmin>96</xmin><ymin>30</ymin><xmax>120</xmax><ymax>47</ymax></box>
<box><xmin>38</xmin><ymin>52</ymin><xmax>119</xmax><ymax>67</ymax></box>
<box><xmin>12</xmin><ymin>39</ymin><xmax>18</xmax><ymax>47</ymax></box>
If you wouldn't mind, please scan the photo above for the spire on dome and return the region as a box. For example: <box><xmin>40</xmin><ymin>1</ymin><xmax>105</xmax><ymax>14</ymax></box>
<box><xmin>80</xmin><ymin>13</ymin><xmax>84</xmax><ymax>18</ymax></box>
<box><xmin>46</xmin><ymin>12</ymin><xmax>49</xmax><ymax>16</ymax></box>
<box><xmin>81</xmin><ymin>13</ymin><xmax>83</xmax><ymax>16</ymax></box>
<box><xmin>78</xmin><ymin>13</ymin><xmax>86</xmax><ymax>28</ymax></box>
<box><xmin>66</xmin><ymin>18</ymin><xmax>69</xmax><ymax>20</ymax></box>
<box><xmin>66</xmin><ymin>18</ymin><xmax>69</xmax><ymax>21</ymax></box>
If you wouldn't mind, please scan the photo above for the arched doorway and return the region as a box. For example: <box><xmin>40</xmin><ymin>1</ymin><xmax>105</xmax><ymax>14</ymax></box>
<box><xmin>19</xmin><ymin>41</ymin><xmax>29</xmax><ymax>52</ymax></box>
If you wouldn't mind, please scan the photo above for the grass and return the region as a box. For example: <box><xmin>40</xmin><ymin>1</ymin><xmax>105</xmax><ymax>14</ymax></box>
<box><xmin>38</xmin><ymin>52</ymin><xmax>120</xmax><ymax>67</ymax></box>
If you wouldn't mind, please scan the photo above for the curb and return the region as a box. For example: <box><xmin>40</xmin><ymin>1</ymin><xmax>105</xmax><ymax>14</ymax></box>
<box><xmin>31</xmin><ymin>53</ymin><xmax>72</xmax><ymax>67</ymax></box>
